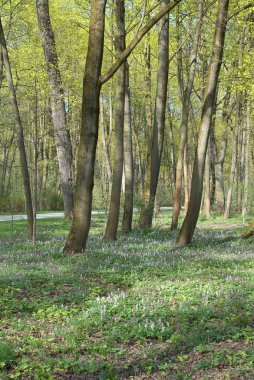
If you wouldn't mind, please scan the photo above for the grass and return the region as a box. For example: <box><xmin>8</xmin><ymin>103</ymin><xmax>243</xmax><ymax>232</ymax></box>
<box><xmin>0</xmin><ymin>212</ymin><xmax>254</xmax><ymax>379</ymax></box>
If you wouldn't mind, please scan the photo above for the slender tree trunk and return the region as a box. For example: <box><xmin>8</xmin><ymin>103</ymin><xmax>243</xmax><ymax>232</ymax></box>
<box><xmin>202</xmin><ymin>138</ymin><xmax>211</xmax><ymax>217</ymax></box>
<box><xmin>176</xmin><ymin>0</ymin><xmax>230</xmax><ymax>245</ymax></box>
<box><xmin>0</xmin><ymin>45</ymin><xmax>3</xmax><ymax>88</ymax></box>
<box><xmin>33</xmin><ymin>82</ymin><xmax>38</xmax><ymax>244</ymax></box>
<box><xmin>183</xmin><ymin>144</ymin><xmax>190</xmax><ymax>212</ymax></box>
<box><xmin>100</xmin><ymin>94</ymin><xmax>112</xmax><ymax>188</ymax></box>
<box><xmin>36</xmin><ymin>0</ymin><xmax>73</xmax><ymax>218</ymax></box>
<box><xmin>122</xmin><ymin>63</ymin><xmax>134</xmax><ymax>233</ymax></box>
<box><xmin>64</xmin><ymin>0</ymin><xmax>107</xmax><ymax>253</ymax></box>
<box><xmin>104</xmin><ymin>0</ymin><xmax>126</xmax><ymax>241</ymax></box>
<box><xmin>168</xmin><ymin>116</ymin><xmax>176</xmax><ymax>187</ymax></box>
<box><xmin>171</xmin><ymin>1</ymin><xmax>203</xmax><ymax>230</ymax></box>
<box><xmin>64</xmin><ymin>0</ymin><xmax>183</xmax><ymax>253</ymax></box>
<box><xmin>224</xmin><ymin>93</ymin><xmax>241</xmax><ymax>218</ymax></box>
<box><xmin>214</xmin><ymin>89</ymin><xmax>231</xmax><ymax>214</ymax></box>
<box><xmin>139</xmin><ymin>37</ymin><xmax>153</xmax><ymax>228</ymax></box>
<box><xmin>139</xmin><ymin>3</ymin><xmax>169</xmax><ymax>228</ymax></box>
<box><xmin>0</xmin><ymin>17</ymin><xmax>33</xmax><ymax>237</ymax></box>
<box><xmin>0</xmin><ymin>133</ymin><xmax>14</xmax><ymax>197</ymax></box>
<box><xmin>242</xmin><ymin>99</ymin><xmax>250</xmax><ymax>223</ymax></box>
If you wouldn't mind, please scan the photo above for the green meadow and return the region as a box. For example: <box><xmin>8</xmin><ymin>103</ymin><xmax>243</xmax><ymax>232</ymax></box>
<box><xmin>0</xmin><ymin>213</ymin><xmax>254</xmax><ymax>379</ymax></box>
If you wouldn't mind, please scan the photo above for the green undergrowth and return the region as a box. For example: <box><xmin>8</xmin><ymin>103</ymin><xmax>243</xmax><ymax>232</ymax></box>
<box><xmin>0</xmin><ymin>213</ymin><xmax>254</xmax><ymax>379</ymax></box>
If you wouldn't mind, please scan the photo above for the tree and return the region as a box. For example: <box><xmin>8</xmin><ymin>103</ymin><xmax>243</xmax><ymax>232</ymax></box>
<box><xmin>176</xmin><ymin>0</ymin><xmax>230</xmax><ymax>245</ymax></box>
<box><xmin>64</xmin><ymin>0</ymin><xmax>182</xmax><ymax>253</ymax></box>
<box><xmin>104</xmin><ymin>0</ymin><xmax>126</xmax><ymax>241</ymax></box>
<box><xmin>122</xmin><ymin>63</ymin><xmax>134</xmax><ymax>233</ymax></box>
<box><xmin>0</xmin><ymin>16</ymin><xmax>34</xmax><ymax>237</ymax></box>
<box><xmin>171</xmin><ymin>1</ymin><xmax>203</xmax><ymax>230</ymax></box>
<box><xmin>36</xmin><ymin>0</ymin><xmax>74</xmax><ymax>218</ymax></box>
<box><xmin>139</xmin><ymin>0</ymin><xmax>169</xmax><ymax>228</ymax></box>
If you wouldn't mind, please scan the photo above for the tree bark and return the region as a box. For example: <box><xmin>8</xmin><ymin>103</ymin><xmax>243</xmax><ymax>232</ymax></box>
<box><xmin>104</xmin><ymin>0</ymin><xmax>126</xmax><ymax>241</ymax></box>
<box><xmin>171</xmin><ymin>1</ymin><xmax>203</xmax><ymax>230</ymax></box>
<box><xmin>64</xmin><ymin>0</ymin><xmax>183</xmax><ymax>253</ymax></box>
<box><xmin>36</xmin><ymin>0</ymin><xmax>73</xmax><ymax>218</ymax></box>
<box><xmin>64</xmin><ymin>0</ymin><xmax>107</xmax><ymax>253</ymax></box>
<box><xmin>202</xmin><ymin>138</ymin><xmax>211</xmax><ymax>217</ymax></box>
<box><xmin>176</xmin><ymin>0</ymin><xmax>230</xmax><ymax>245</ymax></box>
<box><xmin>139</xmin><ymin>37</ymin><xmax>153</xmax><ymax>228</ymax></box>
<box><xmin>100</xmin><ymin>94</ymin><xmax>112</xmax><ymax>189</ymax></box>
<box><xmin>0</xmin><ymin>17</ymin><xmax>33</xmax><ymax>237</ymax></box>
<box><xmin>139</xmin><ymin>2</ymin><xmax>169</xmax><ymax>228</ymax></box>
<box><xmin>224</xmin><ymin>92</ymin><xmax>241</xmax><ymax>218</ymax></box>
<box><xmin>242</xmin><ymin>99</ymin><xmax>250</xmax><ymax>223</ymax></box>
<box><xmin>122</xmin><ymin>63</ymin><xmax>134</xmax><ymax>233</ymax></box>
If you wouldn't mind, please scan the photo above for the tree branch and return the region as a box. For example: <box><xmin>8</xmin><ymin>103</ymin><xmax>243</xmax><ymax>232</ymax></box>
<box><xmin>227</xmin><ymin>2</ymin><xmax>254</xmax><ymax>22</ymax></box>
<box><xmin>100</xmin><ymin>0</ymin><xmax>182</xmax><ymax>85</ymax></box>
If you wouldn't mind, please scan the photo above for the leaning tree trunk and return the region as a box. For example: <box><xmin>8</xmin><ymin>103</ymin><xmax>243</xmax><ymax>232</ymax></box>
<box><xmin>176</xmin><ymin>0</ymin><xmax>230</xmax><ymax>245</ymax></box>
<box><xmin>139</xmin><ymin>2</ymin><xmax>169</xmax><ymax>228</ymax></box>
<box><xmin>122</xmin><ymin>63</ymin><xmax>134</xmax><ymax>233</ymax></box>
<box><xmin>104</xmin><ymin>0</ymin><xmax>126</xmax><ymax>241</ymax></box>
<box><xmin>171</xmin><ymin>1</ymin><xmax>203</xmax><ymax>230</ymax></box>
<box><xmin>0</xmin><ymin>17</ymin><xmax>33</xmax><ymax>237</ymax></box>
<box><xmin>36</xmin><ymin>0</ymin><xmax>73</xmax><ymax>218</ymax></box>
<box><xmin>64</xmin><ymin>0</ymin><xmax>107</xmax><ymax>253</ymax></box>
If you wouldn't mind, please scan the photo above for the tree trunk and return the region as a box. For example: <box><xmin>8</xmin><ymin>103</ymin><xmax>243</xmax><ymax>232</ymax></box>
<box><xmin>100</xmin><ymin>94</ymin><xmax>112</xmax><ymax>189</ymax></box>
<box><xmin>202</xmin><ymin>138</ymin><xmax>211</xmax><ymax>217</ymax></box>
<box><xmin>168</xmin><ymin>116</ymin><xmax>176</xmax><ymax>187</ymax></box>
<box><xmin>176</xmin><ymin>0</ymin><xmax>230</xmax><ymax>245</ymax></box>
<box><xmin>139</xmin><ymin>37</ymin><xmax>153</xmax><ymax>228</ymax></box>
<box><xmin>224</xmin><ymin>92</ymin><xmax>241</xmax><ymax>218</ymax></box>
<box><xmin>171</xmin><ymin>1</ymin><xmax>203</xmax><ymax>230</ymax></box>
<box><xmin>242</xmin><ymin>99</ymin><xmax>250</xmax><ymax>223</ymax></box>
<box><xmin>139</xmin><ymin>2</ymin><xmax>169</xmax><ymax>228</ymax></box>
<box><xmin>214</xmin><ymin>88</ymin><xmax>231</xmax><ymax>214</ymax></box>
<box><xmin>104</xmin><ymin>0</ymin><xmax>126</xmax><ymax>241</ymax></box>
<box><xmin>122</xmin><ymin>63</ymin><xmax>134</xmax><ymax>233</ymax></box>
<box><xmin>0</xmin><ymin>17</ymin><xmax>33</xmax><ymax>237</ymax></box>
<box><xmin>36</xmin><ymin>0</ymin><xmax>73</xmax><ymax>218</ymax></box>
<box><xmin>64</xmin><ymin>0</ymin><xmax>107</xmax><ymax>253</ymax></box>
<box><xmin>64</xmin><ymin>0</ymin><xmax>183</xmax><ymax>253</ymax></box>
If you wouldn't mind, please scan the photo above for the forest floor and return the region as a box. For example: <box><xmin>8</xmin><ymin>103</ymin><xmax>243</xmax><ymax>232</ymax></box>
<box><xmin>0</xmin><ymin>212</ymin><xmax>254</xmax><ymax>379</ymax></box>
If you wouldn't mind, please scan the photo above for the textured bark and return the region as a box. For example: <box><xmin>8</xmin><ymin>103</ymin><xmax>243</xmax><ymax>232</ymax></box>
<box><xmin>36</xmin><ymin>0</ymin><xmax>73</xmax><ymax>218</ymax></box>
<box><xmin>168</xmin><ymin>117</ymin><xmax>176</xmax><ymax>187</ymax></box>
<box><xmin>242</xmin><ymin>99</ymin><xmax>250</xmax><ymax>222</ymax></box>
<box><xmin>139</xmin><ymin>3</ymin><xmax>169</xmax><ymax>228</ymax></box>
<box><xmin>0</xmin><ymin>133</ymin><xmax>14</xmax><ymax>197</ymax></box>
<box><xmin>100</xmin><ymin>94</ymin><xmax>112</xmax><ymax>188</ymax></box>
<box><xmin>139</xmin><ymin>37</ymin><xmax>153</xmax><ymax>228</ymax></box>
<box><xmin>64</xmin><ymin>0</ymin><xmax>107</xmax><ymax>253</ymax></box>
<box><xmin>224</xmin><ymin>93</ymin><xmax>241</xmax><ymax>218</ymax></box>
<box><xmin>64</xmin><ymin>0</ymin><xmax>184</xmax><ymax>253</ymax></box>
<box><xmin>176</xmin><ymin>0</ymin><xmax>230</xmax><ymax>245</ymax></box>
<box><xmin>104</xmin><ymin>0</ymin><xmax>126</xmax><ymax>241</ymax></box>
<box><xmin>214</xmin><ymin>89</ymin><xmax>231</xmax><ymax>214</ymax></box>
<box><xmin>0</xmin><ymin>46</ymin><xmax>3</xmax><ymax>88</ymax></box>
<box><xmin>171</xmin><ymin>1</ymin><xmax>203</xmax><ymax>230</ymax></box>
<box><xmin>0</xmin><ymin>17</ymin><xmax>33</xmax><ymax>237</ymax></box>
<box><xmin>122</xmin><ymin>64</ymin><xmax>134</xmax><ymax>233</ymax></box>
<box><xmin>242</xmin><ymin>220</ymin><xmax>254</xmax><ymax>240</ymax></box>
<box><xmin>202</xmin><ymin>139</ymin><xmax>211</xmax><ymax>217</ymax></box>
<box><xmin>183</xmin><ymin>144</ymin><xmax>190</xmax><ymax>212</ymax></box>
